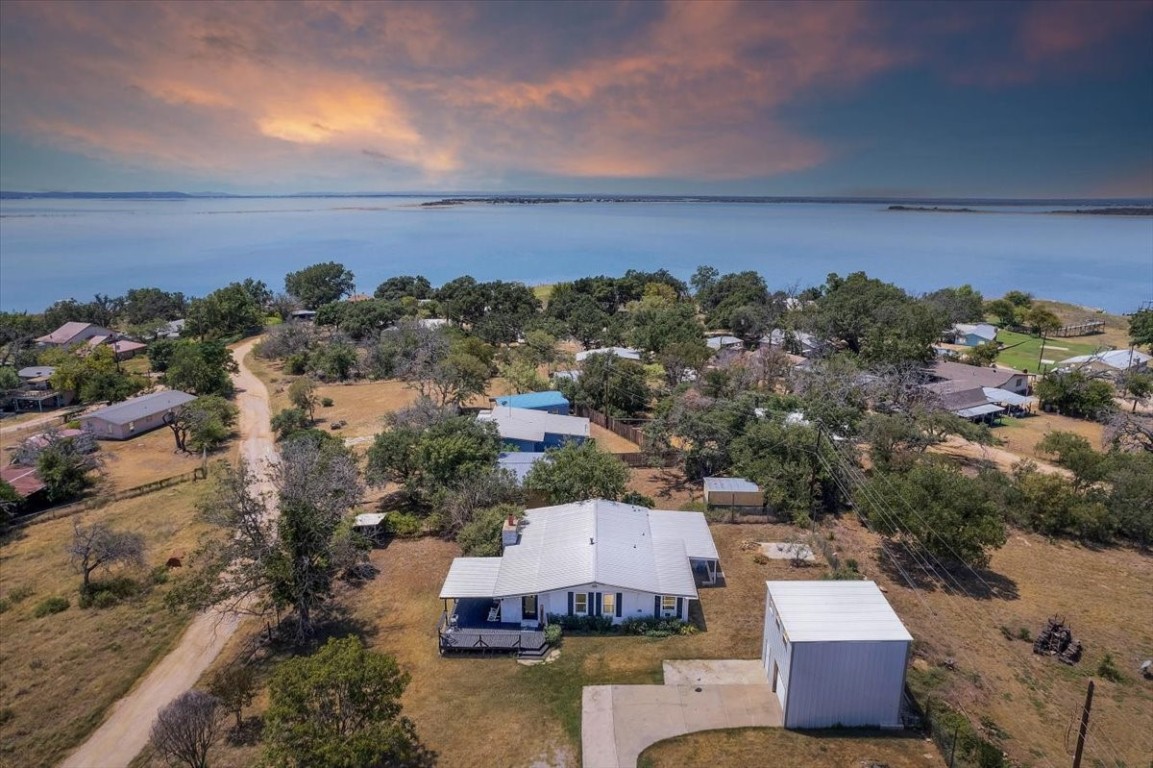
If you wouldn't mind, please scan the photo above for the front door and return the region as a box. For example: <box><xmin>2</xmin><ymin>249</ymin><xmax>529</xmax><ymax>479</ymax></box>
<box><xmin>522</xmin><ymin>595</ymin><xmax>538</xmax><ymax>620</ymax></box>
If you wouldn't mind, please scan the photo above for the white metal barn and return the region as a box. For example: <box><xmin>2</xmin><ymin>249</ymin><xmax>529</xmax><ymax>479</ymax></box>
<box><xmin>762</xmin><ymin>580</ymin><xmax>912</xmax><ymax>729</ymax></box>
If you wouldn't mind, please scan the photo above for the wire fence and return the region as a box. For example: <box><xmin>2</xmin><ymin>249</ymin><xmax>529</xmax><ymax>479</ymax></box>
<box><xmin>11</xmin><ymin>466</ymin><xmax>207</xmax><ymax>529</ymax></box>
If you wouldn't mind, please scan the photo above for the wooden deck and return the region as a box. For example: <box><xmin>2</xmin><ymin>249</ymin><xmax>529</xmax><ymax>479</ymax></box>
<box><xmin>437</xmin><ymin>612</ymin><xmax>548</xmax><ymax>656</ymax></box>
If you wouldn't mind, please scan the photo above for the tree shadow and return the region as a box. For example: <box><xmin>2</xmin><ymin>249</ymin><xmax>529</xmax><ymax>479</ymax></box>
<box><xmin>224</xmin><ymin>715</ymin><xmax>264</xmax><ymax>746</ymax></box>
<box><xmin>878</xmin><ymin>545</ymin><xmax>1019</xmax><ymax>601</ymax></box>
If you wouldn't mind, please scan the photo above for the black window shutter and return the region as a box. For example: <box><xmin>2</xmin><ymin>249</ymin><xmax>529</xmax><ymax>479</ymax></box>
<box><xmin>653</xmin><ymin>595</ymin><xmax>661</xmax><ymax>616</ymax></box>
<box><xmin>588</xmin><ymin>592</ymin><xmax>594</xmax><ymax>616</ymax></box>
<box><xmin>595</xmin><ymin>592</ymin><xmax>602</xmax><ymax>617</ymax></box>
<box><xmin>676</xmin><ymin>597</ymin><xmax>684</xmax><ymax>619</ymax></box>
<box><xmin>615</xmin><ymin>593</ymin><xmax>623</xmax><ymax>617</ymax></box>
<box><xmin>567</xmin><ymin>591</ymin><xmax>574</xmax><ymax>616</ymax></box>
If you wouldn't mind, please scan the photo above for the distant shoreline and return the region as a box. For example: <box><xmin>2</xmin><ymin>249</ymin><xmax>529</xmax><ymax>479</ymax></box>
<box><xmin>888</xmin><ymin>204</ymin><xmax>1153</xmax><ymax>216</ymax></box>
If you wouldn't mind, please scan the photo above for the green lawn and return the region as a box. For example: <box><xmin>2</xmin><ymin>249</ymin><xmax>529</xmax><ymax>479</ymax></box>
<box><xmin>993</xmin><ymin>329</ymin><xmax>1110</xmax><ymax>374</ymax></box>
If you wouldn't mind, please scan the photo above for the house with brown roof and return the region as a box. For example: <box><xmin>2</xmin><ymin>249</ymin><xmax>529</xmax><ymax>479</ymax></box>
<box><xmin>36</xmin><ymin>322</ymin><xmax>114</xmax><ymax>347</ymax></box>
<box><xmin>925</xmin><ymin>361</ymin><xmax>1029</xmax><ymax>397</ymax></box>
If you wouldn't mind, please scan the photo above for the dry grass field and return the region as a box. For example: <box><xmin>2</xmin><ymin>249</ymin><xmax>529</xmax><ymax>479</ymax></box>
<box><xmin>0</xmin><ymin>483</ymin><xmax>208</xmax><ymax>768</ymax></box>
<box><xmin>95</xmin><ymin>425</ymin><xmax>206</xmax><ymax>490</ymax></box>
<box><xmin>994</xmin><ymin>412</ymin><xmax>1106</xmax><ymax>459</ymax></box>
<box><xmin>640</xmin><ymin>727</ymin><xmax>942</xmax><ymax>768</ymax></box>
<box><xmin>828</xmin><ymin>517</ymin><xmax>1153</xmax><ymax>768</ymax></box>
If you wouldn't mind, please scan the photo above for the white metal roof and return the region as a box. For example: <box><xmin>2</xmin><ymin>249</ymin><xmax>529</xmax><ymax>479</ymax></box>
<box><xmin>649</xmin><ymin>510</ymin><xmax>719</xmax><ymax>561</ymax></box>
<box><xmin>766</xmin><ymin>581</ymin><xmax>913</xmax><ymax>643</ymax></box>
<box><xmin>1059</xmin><ymin>349</ymin><xmax>1152</xmax><ymax>370</ymax></box>
<box><xmin>478</xmin><ymin>406</ymin><xmax>590</xmax><ymax>441</ymax></box>
<box><xmin>575</xmin><ymin>347</ymin><xmax>641</xmax><ymax>362</ymax></box>
<box><xmin>981</xmin><ymin>387</ymin><xmax>1035</xmax><ymax>406</ymax></box>
<box><xmin>353</xmin><ymin>513</ymin><xmax>387</xmax><ymax>527</ymax></box>
<box><xmin>439</xmin><ymin>558</ymin><xmax>503</xmax><ymax>598</ymax></box>
<box><xmin>440</xmin><ymin>500</ymin><xmax>712</xmax><ymax>600</ymax></box>
<box><xmin>955</xmin><ymin>403</ymin><xmax>1004</xmax><ymax>419</ymax></box>
<box><xmin>497</xmin><ymin>452</ymin><xmax>549</xmax><ymax>483</ymax></box>
<box><xmin>953</xmin><ymin>323</ymin><xmax>997</xmax><ymax>341</ymax></box>
<box><xmin>704</xmin><ymin>477</ymin><xmax>760</xmax><ymax>494</ymax></box>
<box><xmin>79</xmin><ymin>390</ymin><xmax>196</xmax><ymax>426</ymax></box>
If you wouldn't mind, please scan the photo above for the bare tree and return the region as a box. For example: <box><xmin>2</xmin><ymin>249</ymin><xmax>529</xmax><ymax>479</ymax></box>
<box><xmin>150</xmin><ymin>690</ymin><xmax>223</xmax><ymax>768</ymax></box>
<box><xmin>1105</xmin><ymin>411</ymin><xmax>1153</xmax><ymax>453</ymax></box>
<box><xmin>68</xmin><ymin>520</ymin><xmax>145</xmax><ymax>594</ymax></box>
<box><xmin>168</xmin><ymin>437</ymin><xmax>364</xmax><ymax>645</ymax></box>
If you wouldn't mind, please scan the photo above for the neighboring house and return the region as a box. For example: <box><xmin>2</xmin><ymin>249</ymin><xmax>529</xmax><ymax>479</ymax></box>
<box><xmin>1057</xmin><ymin>349</ymin><xmax>1152</xmax><ymax>375</ymax></box>
<box><xmin>763</xmin><ymin>580</ymin><xmax>912</xmax><ymax>730</ymax></box>
<box><xmin>109</xmin><ymin>339</ymin><xmax>147</xmax><ymax>360</ymax></box>
<box><xmin>551</xmin><ymin>370</ymin><xmax>580</xmax><ymax>384</ymax></box>
<box><xmin>0</xmin><ymin>464</ymin><xmax>46</xmax><ymax>501</ymax></box>
<box><xmin>477</xmin><ymin>406</ymin><xmax>589</xmax><ymax>452</ymax></box>
<box><xmin>159</xmin><ymin>319</ymin><xmax>186</xmax><ymax>339</ymax></box>
<box><xmin>493</xmin><ymin>391</ymin><xmax>571</xmax><ymax>415</ymax></box>
<box><xmin>925</xmin><ymin>361</ymin><xmax>1029</xmax><ymax>396</ymax></box>
<box><xmin>438</xmin><ymin>500</ymin><xmax>720</xmax><ymax>653</ymax></box>
<box><xmin>35</xmin><ymin>322</ymin><xmax>114</xmax><ymax>347</ymax></box>
<box><xmin>497</xmin><ymin>452</ymin><xmax>550</xmax><ymax>484</ymax></box>
<box><xmin>575</xmin><ymin>346</ymin><xmax>641</xmax><ymax>363</ymax></box>
<box><xmin>9</xmin><ymin>367</ymin><xmax>72</xmax><ymax>412</ymax></box>
<box><xmin>78</xmin><ymin>390</ymin><xmax>196</xmax><ymax>440</ymax></box>
<box><xmin>703</xmin><ymin>477</ymin><xmax>764</xmax><ymax>510</ymax></box>
<box><xmin>16</xmin><ymin>366</ymin><xmax>56</xmax><ymax>389</ymax></box>
<box><xmin>705</xmin><ymin>335</ymin><xmax>743</xmax><ymax>352</ymax></box>
<box><xmin>760</xmin><ymin>329</ymin><xmax>824</xmax><ymax>358</ymax></box>
<box><xmin>939</xmin><ymin>388</ymin><xmax>1004</xmax><ymax>423</ymax></box>
<box><xmin>417</xmin><ymin>318</ymin><xmax>450</xmax><ymax>330</ymax></box>
<box><xmin>288</xmin><ymin>310</ymin><xmax>317</xmax><ymax>322</ymax></box>
<box><xmin>949</xmin><ymin>323</ymin><xmax>998</xmax><ymax>347</ymax></box>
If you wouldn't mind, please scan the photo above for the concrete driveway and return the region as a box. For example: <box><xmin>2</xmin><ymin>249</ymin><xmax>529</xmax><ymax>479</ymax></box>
<box><xmin>581</xmin><ymin>660</ymin><xmax>782</xmax><ymax>768</ymax></box>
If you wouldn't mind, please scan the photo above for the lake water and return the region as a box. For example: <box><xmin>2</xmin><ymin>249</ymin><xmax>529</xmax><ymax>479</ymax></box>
<box><xmin>1</xmin><ymin>197</ymin><xmax>1151</xmax><ymax>313</ymax></box>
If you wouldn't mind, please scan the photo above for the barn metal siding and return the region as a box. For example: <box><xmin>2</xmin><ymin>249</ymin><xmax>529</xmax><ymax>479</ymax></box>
<box><xmin>762</xmin><ymin>591</ymin><xmax>794</xmax><ymax>712</ymax></box>
<box><xmin>785</xmin><ymin>641</ymin><xmax>908</xmax><ymax>729</ymax></box>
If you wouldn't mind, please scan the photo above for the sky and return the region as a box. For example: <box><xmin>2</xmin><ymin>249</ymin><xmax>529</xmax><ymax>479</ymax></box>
<box><xmin>1</xmin><ymin>0</ymin><xmax>1151</xmax><ymax>197</ymax></box>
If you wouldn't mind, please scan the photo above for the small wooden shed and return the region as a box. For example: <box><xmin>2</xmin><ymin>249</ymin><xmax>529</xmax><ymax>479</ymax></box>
<box><xmin>703</xmin><ymin>477</ymin><xmax>764</xmax><ymax>509</ymax></box>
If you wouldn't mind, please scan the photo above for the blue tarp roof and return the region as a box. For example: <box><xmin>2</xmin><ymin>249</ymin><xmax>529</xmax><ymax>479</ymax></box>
<box><xmin>493</xmin><ymin>391</ymin><xmax>570</xmax><ymax>410</ymax></box>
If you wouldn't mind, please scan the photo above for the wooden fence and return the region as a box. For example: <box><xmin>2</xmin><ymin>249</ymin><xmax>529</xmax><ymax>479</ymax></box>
<box><xmin>11</xmin><ymin>466</ymin><xmax>207</xmax><ymax>529</ymax></box>
<box><xmin>573</xmin><ymin>404</ymin><xmax>648</xmax><ymax>449</ymax></box>
<box><xmin>1051</xmin><ymin>320</ymin><xmax>1105</xmax><ymax>338</ymax></box>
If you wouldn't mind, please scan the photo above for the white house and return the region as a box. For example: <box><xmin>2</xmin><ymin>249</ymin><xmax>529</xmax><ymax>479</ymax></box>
<box><xmin>35</xmin><ymin>322</ymin><xmax>114</xmax><ymax>347</ymax></box>
<box><xmin>1057</xmin><ymin>348</ymin><xmax>1151</xmax><ymax>374</ymax></box>
<box><xmin>763</xmin><ymin>581</ymin><xmax>912</xmax><ymax>730</ymax></box>
<box><xmin>478</xmin><ymin>405</ymin><xmax>590</xmax><ymax>452</ymax></box>
<box><xmin>439</xmin><ymin>500</ymin><xmax>720</xmax><ymax>632</ymax></box>
<box><xmin>79</xmin><ymin>390</ymin><xmax>196</xmax><ymax>440</ymax></box>
<box><xmin>575</xmin><ymin>346</ymin><xmax>641</xmax><ymax>363</ymax></box>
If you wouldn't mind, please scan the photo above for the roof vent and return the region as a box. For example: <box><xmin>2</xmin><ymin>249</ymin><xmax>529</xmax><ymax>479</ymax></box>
<box><xmin>589</xmin><ymin>537</ymin><xmax>594</xmax><ymax>545</ymax></box>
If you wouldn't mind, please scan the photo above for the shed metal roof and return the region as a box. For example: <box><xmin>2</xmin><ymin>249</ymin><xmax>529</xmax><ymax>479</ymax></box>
<box><xmin>704</xmin><ymin>477</ymin><xmax>760</xmax><ymax>494</ymax></box>
<box><xmin>766</xmin><ymin>581</ymin><xmax>913</xmax><ymax>643</ymax></box>
<box><xmin>17</xmin><ymin>366</ymin><xmax>55</xmax><ymax>379</ymax></box>
<box><xmin>79</xmin><ymin>390</ymin><xmax>196</xmax><ymax>426</ymax></box>
<box><xmin>493</xmin><ymin>391</ymin><xmax>570</xmax><ymax>410</ymax></box>
<box><xmin>353</xmin><ymin>513</ymin><xmax>387</xmax><ymax>527</ymax></box>
<box><xmin>440</xmin><ymin>500</ymin><xmax>713</xmax><ymax>600</ymax></box>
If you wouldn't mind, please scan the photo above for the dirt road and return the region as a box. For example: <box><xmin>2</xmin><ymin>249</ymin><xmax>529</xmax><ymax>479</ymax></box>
<box><xmin>931</xmin><ymin>435</ymin><xmax>1071</xmax><ymax>477</ymax></box>
<box><xmin>60</xmin><ymin>338</ymin><xmax>274</xmax><ymax>768</ymax></box>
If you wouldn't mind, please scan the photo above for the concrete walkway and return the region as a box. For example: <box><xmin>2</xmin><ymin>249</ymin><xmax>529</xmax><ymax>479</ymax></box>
<box><xmin>581</xmin><ymin>660</ymin><xmax>782</xmax><ymax>768</ymax></box>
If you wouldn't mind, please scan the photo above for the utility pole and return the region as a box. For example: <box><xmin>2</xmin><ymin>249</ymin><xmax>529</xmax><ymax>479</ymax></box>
<box><xmin>1071</xmin><ymin>679</ymin><xmax>1095</xmax><ymax>768</ymax></box>
<box><xmin>1036</xmin><ymin>333</ymin><xmax>1048</xmax><ymax>375</ymax></box>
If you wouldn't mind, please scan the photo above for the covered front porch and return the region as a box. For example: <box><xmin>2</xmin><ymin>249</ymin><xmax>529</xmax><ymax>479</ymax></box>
<box><xmin>438</xmin><ymin>597</ymin><xmax>549</xmax><ymax>657</ymax></box>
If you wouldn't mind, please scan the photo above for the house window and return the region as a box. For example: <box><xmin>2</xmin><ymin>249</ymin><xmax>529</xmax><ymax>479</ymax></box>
<box><xmin>660</xmin><ymin>595</ymin><xmax>677</xmax><ymax>617</ymax></box>
<box><xmin>574</xmin><ymin>593</ymin><xmax>588</xmax><ymax>615</ymax></box>
<box><xmin>601</xmin><ymin>593</ymin><xmax>615</xmax><ymax>617</ymax></box>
